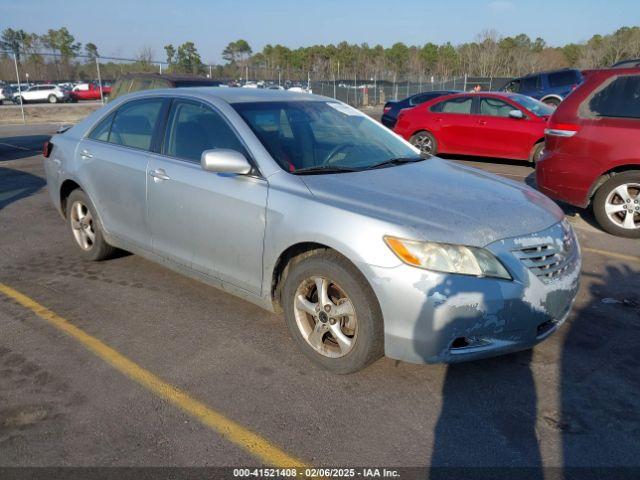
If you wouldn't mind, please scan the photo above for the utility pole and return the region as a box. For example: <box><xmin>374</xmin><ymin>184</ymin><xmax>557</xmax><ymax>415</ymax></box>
<box><xmin>95</xmin><ymin>58</ymin><xmax>104</xmax><ymax>105</ymax></box>
<box><xmin>13</xmin><ymin>54</ymin><xmax>25</xmax><ymax>124</ymax></box>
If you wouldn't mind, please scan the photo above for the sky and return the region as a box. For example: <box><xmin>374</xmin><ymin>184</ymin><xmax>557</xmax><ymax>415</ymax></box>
<box><xmin>3</xmin><ymin>0</ymin><xmax>638</xmax><ymax>63</ymax></box>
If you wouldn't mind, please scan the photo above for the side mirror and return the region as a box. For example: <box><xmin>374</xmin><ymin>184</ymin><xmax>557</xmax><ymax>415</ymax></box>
<box><xmin>201</xmin><ymin>149</ymin><xmax>251</xmax><ymax>175</ymax></box>
<box><xmin>508</xmin><ymin>109</ymin><xmax>524</xmax><ymax>119</ymax></box>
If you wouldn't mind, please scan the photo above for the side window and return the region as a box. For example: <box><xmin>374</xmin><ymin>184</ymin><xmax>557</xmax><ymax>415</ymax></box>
<box><xmin>109</xmin><ymin>79</ymin><xmax>129</xmax><ymax>100</ymax></box>
<box><xmin>88</xmin><ymin>112</ymin><xmax>115</xmax><ymax>141</ymax></box>
<box><xmin>433</xmin><ymin>97</ymin><xmax>473</xmax><ymax>114</ymax></box>
<box><xmin>479</xmin><ymin>98</ymin><xmax>516</xmax><ymax>117</ymax></box>
<box><xmin>521</xmin><ymin>76</ymin><xmax>538</xmax><ymax>92</ymax></box>
<box><xmin>109</xmin><ymin>98</ymin><xmax>164</xmax><ymax>150</ymax></box>
<box><xmin>130</xmin><ymin>78</ymin><xmax>153</xmax><ymax>93</ymax></box>
<box><xmin>164</xmin><ymin>100</ymin><xmax>246</xmax><ymax>162</ymax></box>
<box><xmin>588</xmin><ymin>75</ymin><xmax>640</xmax><ymax>119</ymax></box>
<box><xmin>505</xmin><ymin>80</ymin><xmax>520</xmax><ymax>93</ymax></box>
<box><xmin>548</xmin><ymin>71</ymin><xmax>578</xmax><ymax>88</ymax></box>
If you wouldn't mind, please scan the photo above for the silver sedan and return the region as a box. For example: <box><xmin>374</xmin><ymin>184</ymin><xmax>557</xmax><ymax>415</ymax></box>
<box><xmin>43</xmin><ymin>88</ymin><xmax>581</xmax><ymax>373</ymax></box>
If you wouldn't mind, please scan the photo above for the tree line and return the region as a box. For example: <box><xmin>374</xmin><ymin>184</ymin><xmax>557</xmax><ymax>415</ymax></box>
<box><xmin>1</xmin><ymin>26</ymin><xmax>639</xmax><ymax>83</ymax></box>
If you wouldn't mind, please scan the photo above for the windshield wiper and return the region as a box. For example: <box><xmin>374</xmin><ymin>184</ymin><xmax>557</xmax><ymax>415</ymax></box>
<box><xmin>291</xmin><ymin>165</ymin><xmax>362</xmax><ymax>175</ymax></box>
<box><xmin>366</xmin><ymin>156</ymin><xmax>426</xmax><ymax>170</ymax></box>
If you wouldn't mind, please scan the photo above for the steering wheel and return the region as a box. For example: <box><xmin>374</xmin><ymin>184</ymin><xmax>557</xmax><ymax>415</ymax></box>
<box><xmin>324</xmin><ymin>143</ymin><xmax>356</xmax><ymax>165</ymax></box>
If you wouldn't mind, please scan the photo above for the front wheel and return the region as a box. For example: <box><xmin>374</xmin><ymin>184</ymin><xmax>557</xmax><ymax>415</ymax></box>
<box><xmin>48</xmin><ymin>94</ymin><xmax>58</xmax><ymax>103</ymax></box>
<box><xmin>282</xmin><ymin>250</ymin><xmax>384</xmax><ymax>374</ymax></box>
<box><xmin>593</xmin><ymin>172</ymin><xmax>640</xmax><ymax>238</ymax></box>
<box><xmin>410</xmin><ymin>131</ymin><xmax>437</xmax><ymax>156</ymax></box>
<box><xmin>66</xmin><ymin>190</ymin><xmax>116</xmax><ymax>260</ymax></box>
<box><xmin>530</xmin><ymin>142</ymin><xmax>545</xmax><ymax>164</ymax></box>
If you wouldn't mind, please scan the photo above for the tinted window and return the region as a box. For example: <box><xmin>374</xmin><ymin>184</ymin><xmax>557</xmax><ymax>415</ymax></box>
<box><xmin>432</xmin><ymin>97</ymin><xmax>473</xmax><ymax>114</ymax></box>
<box><xmin>588</xmin><ymin>75</ymin><xmax>640</xmax><ymax>119</ymax></box>
<box><xmin>521</xmin><ymin>76</ymin><xmax>539</xmax><ymax>91</ymax></box>
<box><xmin>548</xmin><ymin>71</ymin><xmax>578</xmax><ymax>87</ymax></box>
<box><xmin>88</xmin><ymin>112</ymin><xmax>115</xmax><ymax>141</ymax></box>
<box><xmin>479</xmin><ymin>97</ymin><xmax>515</xmax><ymax>117</ymax></box>
<box><xmin>410</xmin><ymin>93</ymin><xmax>436</xmax><ymax>105</ymax></box>
<box><xmin>164</xmin><ymin>100</ymin><xmax>245</xmax><ymax>161</ymax></box>
<box><xmin>109</xmin><ymin>79</ymin><xmax>130</xmax><ymax>100</ymax></box>
<box><xmin>109</xmin><ymin>99</ymin><xmax>164</xmax><ymax>150</ymax></box>
<box><xmin>130</xmin><ymin>78</ymin><xmax>153</xmax><ymax>93</ymax></box>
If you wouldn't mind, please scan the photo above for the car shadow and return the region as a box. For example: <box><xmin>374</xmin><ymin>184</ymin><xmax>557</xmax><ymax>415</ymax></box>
<box><xmin>439</xmin><ymin>153</ymin><xmax>533</xmax><ymax>169</ymax></box>
<box><xmin>0</xmin><ymin>166</ymin><xmax>46</xmax><ymax>210</ymax></box>
<box><xmin>0</xmin><ymin>135</ymin><xmax>50</xmax><ymax>162</ymax></box>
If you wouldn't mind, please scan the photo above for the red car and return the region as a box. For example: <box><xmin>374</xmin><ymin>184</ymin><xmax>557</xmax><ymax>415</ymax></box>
<box><xmin>70</xmin><ymin>82</ymin><xmax>111</xmax><ymax>102</ymax></box>
<box><xmin>536</xmin><ymin>67</ymin><xmax>640</xmax><ymax>237</ymax></box>
<box><xmin>393</xmin><ymin>92</ymin><xmax>553</xmax><ymax>163</ymax></box>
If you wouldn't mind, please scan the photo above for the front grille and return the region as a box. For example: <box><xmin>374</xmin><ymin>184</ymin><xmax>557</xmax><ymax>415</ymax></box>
<box><xmin>513</xmin><ymin>223</ymin><xmax>577</xmax><ymax>283</ymax></box>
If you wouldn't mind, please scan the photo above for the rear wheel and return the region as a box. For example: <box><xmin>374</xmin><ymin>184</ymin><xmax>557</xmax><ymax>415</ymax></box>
<box><xmin>530</xmin><ymin>141</ymin><xmax>545</xmax><ymax>164</ymax></box>
<box><xmin>410</xmin><ymin>131</ymin><xmax>437</xmax><ymax>156</ymax></box>
<box><xmin>282</xmin><ymin>250</ymin><xmax>384</xmax><ymax>374</ymax></box>
<box><xmin>593</xmin><ymin>172</ymin><xmax>640</xmax><ymax>238</ymax></box>
<box><xmin>48</xmin><ymin>94</ymin><xmax>58</xmax><ymax>103</ymax></box>
<box><xmin>66</xmin><ymin>190</ymin><xmax>116</xmax><ymax>260</ymax></box>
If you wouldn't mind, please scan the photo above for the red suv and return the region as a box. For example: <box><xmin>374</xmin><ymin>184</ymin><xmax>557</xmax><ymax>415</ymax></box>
<box><xmin>536</xmin><ymin>68</ymin><xmax>640</xmax><ymax>237</ymax></box>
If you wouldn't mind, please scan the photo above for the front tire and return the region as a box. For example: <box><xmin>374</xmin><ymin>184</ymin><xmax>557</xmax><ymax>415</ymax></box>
<box><xmin>282</xmin><ymin>250</ymin><xmax>384</xmax><ymax>374</ymax></box>
<box><xmin>530</xmin><ymin>141</ymin><xmax>545</xmax><ymax>164</ymax></box>
<box><xmin>410</xmin><ymin>130</ymin><xmax>437</xmax><ymax>156</ymax></box>
<box><xmin>66</xmin><ymin>190</ymin><xmax>116</xmax><ymax>260</ymax></box>
<box><xmin>48</xmin><ymin>94</ymin><xmax>58</xmax><ymax>103</ymax></box>
<box><xmin>593</xmin><ymin>172</ymin><xmax>640</xmax><ymax>238</ymax></box>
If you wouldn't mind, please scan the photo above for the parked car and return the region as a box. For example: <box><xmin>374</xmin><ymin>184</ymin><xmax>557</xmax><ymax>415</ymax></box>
<box><xmin>108</xmin><ymin>73</ymin><xmax>222</xmax><ymax>101</ymax></box>
<box><xmin>13</xmin><ymin>84</ymin><xmax>68</xmax><ymax>104</ymax></box>
<box><xmin>70</xmin><ymin>82</ymin><xmax>112</xmax><ymax>102</ymax></box>
<box><xmin>43</xmin><ymin>88</ymin><xmax>580</xmax><ymax>373</ymax></box>
<box><xmin>501</xmin><ymin>69</ymin><xmax>583</xmax><ymax>107</ymax></box>
<box><xmin>536</xmin><ymin>67</ymin><xmax>640</xmax><ymax>237</ymax></box>
<box><xmin>612</xmin><ymin>59</ymin><xmax>640</xmax><ymax>68</ymax></box>
<box><xmin>394</xmin><ymin>92</ymin><xmax>553</xmax><ymax>162</ymax></box>
<box><xmin>381</xmin><ymin>90</ymin><xmax>457</xmax><ymax>128</ymax></box>
<box><xmin>0</xmin><ymin>84</ymin><xmax>14</xmax><ymax>105</ymax></box>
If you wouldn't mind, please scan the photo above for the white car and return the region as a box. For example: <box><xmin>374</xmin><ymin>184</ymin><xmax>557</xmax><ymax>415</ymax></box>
<box><xmin>13</xmin><ymin>84</ymin><xmax>68</xmax><ymax>104</ymax></box>
<box><xmin>0</xmin><ymin>85</ymin><xmax>14</xmax><ymax>105</ymax></box>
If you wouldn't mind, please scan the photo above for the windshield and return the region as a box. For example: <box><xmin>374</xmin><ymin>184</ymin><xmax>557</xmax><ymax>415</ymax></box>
<box><xmin>511</xmin><ymin>94</ymin><xmax>554</xmax><ymax>116</ymax></box>
<box><xmin>232</xmin><ymin>101</ymin><xmax>421</xmax><ymax>173</ymax></box>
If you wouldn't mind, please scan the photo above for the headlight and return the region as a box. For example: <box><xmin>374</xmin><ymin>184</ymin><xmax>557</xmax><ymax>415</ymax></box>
<box><xmin>384</xmin><ymin>236</ymin><xmax>511</xmax><ymax>280</ymax></box>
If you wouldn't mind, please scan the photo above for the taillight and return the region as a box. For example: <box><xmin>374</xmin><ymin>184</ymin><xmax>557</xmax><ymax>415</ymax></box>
<box><xmin>43</xmin><ymin>140</ymin><xmax>53</xmax><ymax>158</ymax></box>
<box><xmin>383</xmin><ymin>106</ymin><xmax>391</xmax><ymax>113</ymax></box>
<box><xmin>545</xmin><ymin>123</ymin><xmax>579</xmax><ymax>138</ymax></box>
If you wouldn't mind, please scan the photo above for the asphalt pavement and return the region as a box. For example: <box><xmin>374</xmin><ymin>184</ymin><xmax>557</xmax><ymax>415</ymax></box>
<box><xmin>1</xmin><ymin>124</ymin><xmax>639</xmax><ymax>477</ymax></box>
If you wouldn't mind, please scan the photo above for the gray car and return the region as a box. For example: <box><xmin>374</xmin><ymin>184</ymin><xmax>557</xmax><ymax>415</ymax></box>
<box><xmin>43</xmin><ymin>88</ymin><xmax>581</xmax><ymax>373</ymax></box>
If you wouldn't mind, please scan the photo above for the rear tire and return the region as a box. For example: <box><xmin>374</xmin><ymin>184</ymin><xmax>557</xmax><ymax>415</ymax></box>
<box><xmin>48</xmin><ymin>94</ymin><xmax>58</xmax><ymax>103</ymax></box>
<box><xmin>593</xmin><ymin>172</ymin><xmax>640</xmax><ymax>238</ymax></box>
<box><xmin>66</xmin><ymin>190</ymin><xmax>116</xmax><ymax>260</ymax></box>
<box><xmin>281</xmin><ymin>249</ymin><xmax>384</xmax><ymax>374</ymax></box>
<box><xmin>410</xmin><ymin>130</ymin><xmax>437</xmax><ymax>156</ymax></box>
<box><xmin>530</xmin><ymin>141</ymin><xmax>545</xmax><ymax>164</ymax></box>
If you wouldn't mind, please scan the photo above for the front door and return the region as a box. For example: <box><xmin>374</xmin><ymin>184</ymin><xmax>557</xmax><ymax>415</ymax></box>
<box><xmin>146</xmin><ymin>99</ymin><xmax>268</xmax><ymax>295</ymax></box>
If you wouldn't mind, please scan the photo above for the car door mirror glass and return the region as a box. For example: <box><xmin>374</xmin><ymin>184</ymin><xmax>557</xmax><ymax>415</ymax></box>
<box><xmin>201</xmin><ymin>149</ymin><xmax>252</xmax><ymax>175</ymax></box>
<box><xmin>508</xmin><ymin>109</ymin><xmax>524</xmax><ymax>119</ymax></box>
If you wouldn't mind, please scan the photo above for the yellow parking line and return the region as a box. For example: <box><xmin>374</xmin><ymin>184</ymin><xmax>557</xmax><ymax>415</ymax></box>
<box><xmin>0</xmin><ymin>282</ymin><xmax>306</xmax><ymax>468</ymax></box>
<box><xmin>582</xmin><ymin>247</ymin><xmax>640</xmax><ymax>263</ymax></box>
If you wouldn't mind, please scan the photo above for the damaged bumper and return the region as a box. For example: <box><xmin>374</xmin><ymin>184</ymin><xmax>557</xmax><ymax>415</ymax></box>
<box><xmin>366</xmin><ymin>220</ymin><xmax>581</xmax><ymax>364</ymax></box>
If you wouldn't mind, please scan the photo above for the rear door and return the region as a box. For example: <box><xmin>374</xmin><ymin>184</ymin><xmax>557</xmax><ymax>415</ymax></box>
<box><xmin>475</xmin><ymin>96</ymin><xmax>537</xmax><ymax>159</ymax></box>
<box><xmin>78</xmin><ymin>97</ymin><xmax>166</xmax><ymax>248</ymax></box>
<box><xmin>147</xmin><ymin>98</ymin><xmax>268</xmax><ymax>294</ymax></box>
<box><xmin>429</xmin><ymin>96</ymin><xmax>478</xmax><ymax>154</ymax></box>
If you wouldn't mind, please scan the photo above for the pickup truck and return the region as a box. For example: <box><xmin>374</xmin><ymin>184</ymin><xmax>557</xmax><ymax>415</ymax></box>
<box><xmin>70</xmin><ymin>82</ymin><xmax>111</xmax><ymax>102</ymax></box>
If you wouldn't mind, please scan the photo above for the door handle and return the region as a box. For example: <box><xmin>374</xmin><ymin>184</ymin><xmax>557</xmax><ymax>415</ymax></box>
<box><xmin>80</xmin><ymin>149</ymin><xmax>93</xmax><ymax>159</ymax></box>
<box><xmin>478</xmin><ymin>120</ymin><xmax>487</xmax><ymax>126</ymax></box>
<box><xmin>149</xmin><ymin>168</ymin><xmax>171</xmax><ymax>181</ymax></box>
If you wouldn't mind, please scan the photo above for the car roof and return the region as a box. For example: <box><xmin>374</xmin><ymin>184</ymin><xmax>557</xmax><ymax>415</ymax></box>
<box><xmin>515</xmin><ymin>68</ymin><xmax>580</xmax><ymax>79</ymax></box>
<box><xmin>122</xmin><ymin>86</ymin><xmax>332</xmax><ymax>104</ymax></box>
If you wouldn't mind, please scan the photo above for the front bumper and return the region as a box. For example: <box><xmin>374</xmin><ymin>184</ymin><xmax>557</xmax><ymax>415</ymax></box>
<box><xmin>364</xmin><ymin>221</ymin><xmax>581</xmax><ymax>364</ymax></box>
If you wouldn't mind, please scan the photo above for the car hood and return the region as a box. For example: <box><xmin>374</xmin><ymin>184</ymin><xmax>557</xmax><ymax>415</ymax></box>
<box><xmin>300</xmin><ymin>158</ymin><xmax>564</xmax><ymax>247</ymax></box>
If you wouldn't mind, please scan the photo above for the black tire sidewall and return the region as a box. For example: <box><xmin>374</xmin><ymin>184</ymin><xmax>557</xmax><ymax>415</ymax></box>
<box><xmin>66</xmin><ymin>190</ymin><xmax>114</xmax><ymax>260</ymax></box>
<box><xmin>593</xmin><ymin>172</ymin><xmax>640</xmax><ymax>238</ymax></box>
<box><xmin>282</xmin><ymin>251</ymin><xmax>383</xmax><ymax>374</ymax></box>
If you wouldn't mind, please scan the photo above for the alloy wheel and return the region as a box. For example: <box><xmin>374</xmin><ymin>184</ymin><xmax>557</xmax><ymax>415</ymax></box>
<box><xmin>70</xmin><ymin>200</ymin><xmax>96</xmax><ymax>250</ymax></box>
<box><xmin>411</xmin><ymin>134</ymin><xmax>433</xmax><ymax>155</ymax></box>
<box><xmin>604</xmin><ymin>182</ymin><xmax>640</xmax><ymax>230</ymax></box>
<box><xmin>293</xmin><ymin>276</ymin><xmax>357</xmax><ymax>358</ymax></box>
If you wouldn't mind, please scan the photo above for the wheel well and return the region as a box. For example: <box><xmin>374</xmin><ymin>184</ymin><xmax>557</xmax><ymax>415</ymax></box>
<box><xmin>541</xmin><ymin>95</ymin><xmax>562</xmax><ymax>103</ymax></box>
<box><xmin>588</xmin><ymin>165</ymin><xmax>640</xmax><ymax>201</ymax></box>
<box><xmin>270</xmin><ymin>242</ymin><xmax>334</xmax><ymax>312</ymax></box>
<box><xmin>59</xmin><ymin>180</ymin><xmax>81</xmax><ymax>217</ymax></box>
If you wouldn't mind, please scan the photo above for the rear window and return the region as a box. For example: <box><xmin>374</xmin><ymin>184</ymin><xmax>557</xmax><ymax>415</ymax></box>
<box><xmin>587</xmin><ymin>75</ymin><xmax>640</xmax><ymax>119</ymax></box>
<box><xmin>548</xmin><ymin>71</ymin><xmax>579</xmax><ymax>87</ymax></box>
